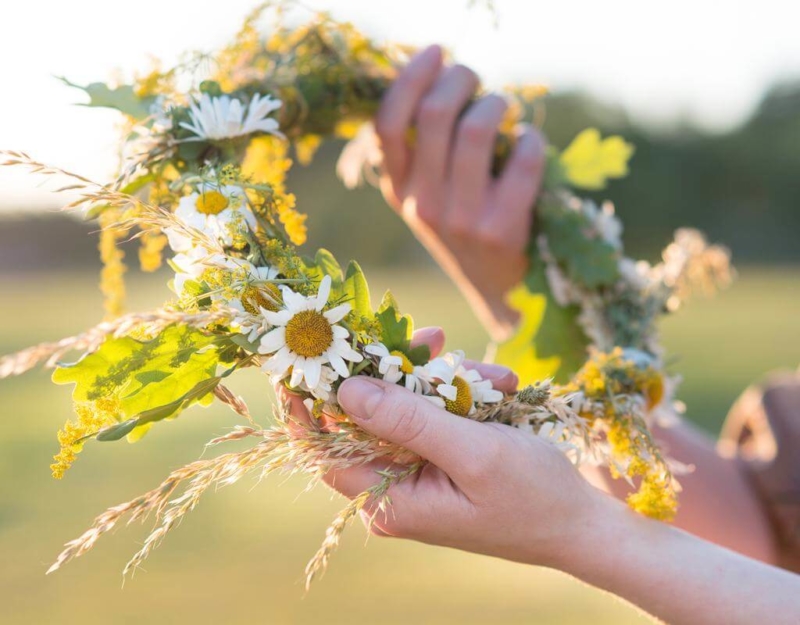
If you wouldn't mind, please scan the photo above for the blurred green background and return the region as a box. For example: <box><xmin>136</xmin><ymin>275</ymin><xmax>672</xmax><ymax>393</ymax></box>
<box><xmin>1</xmin><ymin>86</ymin><xmax>799</xmax><ymax>623</ymax></box>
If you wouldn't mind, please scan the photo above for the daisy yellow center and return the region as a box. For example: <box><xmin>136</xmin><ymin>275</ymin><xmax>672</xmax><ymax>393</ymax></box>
<box><xmin>285</xmin><ymin>310</ymin><xmax>334</xmax><ymax>358</ymax></box>
<box><xmin>390</xmin><ymin>350</ymin><xmax>415</xmax><ymax>374</ymax></box>
<box><xmin>241</xmin><ymin>284</ymin><xmax>281</xmax><ymax>314</ymax></box>
<box><xmin>195</xmin><ymin>190</ymin><xmax>230</xmax><ymax>215</ymax></box>
<box><xmin>444</xmin><ymin>376</ymin><xmax>473</xmax><ymax>416</ymax></box>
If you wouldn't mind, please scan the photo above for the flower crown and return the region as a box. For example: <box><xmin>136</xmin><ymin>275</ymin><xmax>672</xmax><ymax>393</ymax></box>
<box><xmin>0</xmin><ymin>3</ymin><xmax>732</xmax><ymax>587</ymax></box>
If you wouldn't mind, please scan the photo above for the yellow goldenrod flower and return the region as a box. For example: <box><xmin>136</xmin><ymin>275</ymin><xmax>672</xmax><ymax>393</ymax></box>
<box><xmin>560</xmin><ymin>128</ymin><xmax>634</xmax><ymax>190</ymax></box>
<box><xmin>138</xmin><ymin>231</ymin><xmax>167</xmax><ymax>273</ymax></box>
<box><xmin>627</xmin><ymin>473</ymin><xmax>678</xmax><ymax>522</ymax></box>
<box><xmin>294</xmin><ymin>134</ymin><xmax>322</xmax><ymax>166</ymax></box>
<box><xmin>98</xmin><ymin>211</ymin><xmax>127</xmax><ymax>319</ymax></box>
<box><xmin>51</xmin><ymin>398</ymin><xmax>120</xmax><ymax>479</ymax></box>
<box><xmin>243</xmin><ymin>136</ymin><xmax>308</xmax><ymax>245</ymax></box>
<box><xmin>277</xmin><ymin>202</ymin><xmax>308</xmax><ymax>246</ymax></box>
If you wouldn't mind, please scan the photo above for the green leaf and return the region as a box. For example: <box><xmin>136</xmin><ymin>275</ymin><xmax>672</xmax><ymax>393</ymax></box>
<box><xmin>301</xmin><ymin>248</ymin><xmax>346</xmax><ymax>302</ymax></box>
<box><xmin>343</xmin><ymin>261</ymin><xmax>372</xmax><ymax>318</ymax></box>
<box><xmin>378</xmin><ymin>290</ymin><xmax>400</xmax><ymax>314</ymax></box>
<box><xmin>314</xmin><ymin>248</ymin><xmax>343</xmax><ymax>282</ymax></box>
<box><xmin>59</xmin><ymin>77</ymin><xmax>155</xmax><ymax>120</ymax></box>
<box><xmin>96</xmin><ymin>419</ymin><xmax>139</xmax><ymax>442</ymax></box>
<box><xmin>371</xmin><ymin>291</ymin><xmax>430</xmax><ymax>364</ymax></box>
<box><xmin>230</xmin><ymin>333</ymin><xmax>260</xmax><ymax>353</ymax></box>
<box><xmin>376</xmin><ymin>306</ymin><xmax>413</xmax><ymax>352</ymax></box>
<box><xmin>110</xmin><ymin>362</ymin><xmax>241</xmax><ymax>439</ymax></box>
<box><xmin>541</xmin><ymin>147</ymin><xmax>568</xmax><ymax>191</ymax></box>
<box><xmin>406</xmin><ymin>344</ymin><xmax>431</xmax><ymax>366</ymax></box>
<box><xmin>538</xmin><ymin>199</ymin><xmax>620</xmax><ymax>288</ymax></box>
<box><xmin>53</xmin><ymin>326</ymin><xmax>225</xmax><ymax>441</ymax></box>
<box><xmin>132</xmin><ymin>376</ymin><xmax>223</xmax><ymax>425</ymax></box>
<box><xmin>495</xmin><ymin>264</ymin><xmax>589</xmax><ymax>384</ymax></box>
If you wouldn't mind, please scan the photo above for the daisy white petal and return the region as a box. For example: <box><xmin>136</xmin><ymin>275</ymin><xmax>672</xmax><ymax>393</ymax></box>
<box><xmin>437</xmin><ymin>384</ymin><xmax>458</xmax><ymax>402</ymax></box>
<box><xmin>290</xmin><ymin>361</ymin><xmax>306</xmax><ymax>388</ymax></box>
<box><xmin>264</xmin><ymin>309</ymin><xmax>292</xmax><ymax>326</ymax></box>
<box><xmin>326</xmin><ymin>351</ymin><xmax>350</xmax><ymax>378</ymax></box>
<box><xmin>323</xmin><ymin>303</ymin><xmax>351</xmax><ymax>324</ymax></box>
<box><xmin>259</xmin><ymin>327</ymin><xmax>286</xmax><ymax>354</ymax></box>
<box><xmin>314</xmin><ymin>275</ymin><xmax>332</xmax><ymax>311</ymax></box>
<box><xmin>332</xmin><ymin>325</ymin><xmax>350</xmax><ymax>339</ymax></box>
<box><xmin>303</xmin><ymin>358</ymin><xmax>322</xmax><ymax>390</ymax></box>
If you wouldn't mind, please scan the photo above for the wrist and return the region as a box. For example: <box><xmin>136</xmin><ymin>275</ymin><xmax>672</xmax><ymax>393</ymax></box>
<box><xmin>466</xmin><ymin>288</ymin><xmax>519</xmax><ymax>343</ymax></box>
<box><xmin>540</xmin><ymin>489</ymin><xmax>633</xmax><ymax>573</ymax></box>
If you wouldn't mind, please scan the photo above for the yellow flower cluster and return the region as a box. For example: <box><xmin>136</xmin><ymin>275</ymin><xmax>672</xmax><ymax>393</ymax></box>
<box><xmin>575</xmin><ymin>347</ymin><xmax>664</xmax><ymax>409</ymax></box>
<box><xmin>243</xmin><ymin>136</ymin><xmax>308</xmax><ymax>246</ymax></box>
<box><xmin>98</xmin><ymin>211</ymin><xmax>127</xmax><ymax>319</ymax></box>
<box><xmin>276</xmin><ymin>202</ymin><xmax>308</xmax><ymax>246</ymax></box>
<box><xmin>606</xmin><ymin>421</ymin><xmax>677</xmax><ymax>520</ymax></box>
<box><xmin>134</xmin><ymin>60</ymin><xmax>176</xmax><ymax>99</ymax></box>
<box><xmin>138</xmin><ymin>231</ymin><xmax>168</xmax><ymax>272</ymax></box>
<box><xmin>574</xmin><ymin>351</ymin><xmax>678</xmax><ymax>521</ymax></box>
<box><xmin>626</xmin><ymin>473</ymin><xmax>679</xmax><ymax>521</ymax></box>
<box><xmin>51</xmin><ymin>398</ymin><xmax>120</xmax><ymax>479</ymax></box>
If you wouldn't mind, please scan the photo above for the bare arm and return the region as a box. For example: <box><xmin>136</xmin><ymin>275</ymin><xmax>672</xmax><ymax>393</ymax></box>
<box><xmin>566</xmin><ymin>496</ymin><xmax>798</xmax><ymax>625</ymax></box>
<box><xmin>373</xmin><ymin>48</ymin><xmax>780</xmax><ymax>563</ymax></box>
<box><xmin>285</xmin><ymin>345</ymin><xmax>800</xmax><ymax>624</ymax></box>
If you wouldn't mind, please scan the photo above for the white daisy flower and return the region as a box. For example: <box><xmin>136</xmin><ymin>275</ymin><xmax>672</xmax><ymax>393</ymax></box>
<box><xmin>166</xmin><ymin>184</ymin><xmax>256</xmax><ymax>252</ymax></box>
<box><xmin>171</xmin><ymin>247</ymin><xmax>209</xmax><ymax>296</ymax></box>
<box><xmin>171</xmin><ymin>247</ymin><xmax>240</xmax><ymax>297</ymax></box>
<box><xmin>258</xmin><ymin>275</ymin><xmax>363</xmax><ymax>394</ymax></box>
<box><xmin>170</xmin><ymin>252</ymin><xmax>279</xmax><ymax>328</ymax></box>
<box><xmin>179</xmin><ymin>93</ymin><xmax>283</xmax><ymax>141</ymax></box>
<box><xmin>296</xmin><ymin>364</ymin><xmax>339</xmax><ymax>401</ymax></box>
<box><xmin>422</xmin><ymin>350</ymin><xmax>503</xmax><ymax>416</ymax></box>
<box><xmin>364</xmin><ymin>342</ymin><xmax>431</xmax><ymax>393</ymax></box>
<box><xmin>226</xmin><ymin>262</ymin><xmax>282</xmax><ymax>341</ymax></box>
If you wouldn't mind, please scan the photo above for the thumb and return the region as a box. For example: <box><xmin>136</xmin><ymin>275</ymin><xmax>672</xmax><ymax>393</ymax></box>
<box><xmin>338</xmin><ymin>376</ymin><xmax>488</xmax><ymax>482</ymax></box>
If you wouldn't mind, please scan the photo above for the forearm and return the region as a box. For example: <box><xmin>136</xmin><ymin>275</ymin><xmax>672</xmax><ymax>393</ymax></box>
<box><xmin>559</xmin><ymin>498</ymin><xmax>800</xmax><ymax>625</ymax></box>
<box><xmin>583</xmin><ymin>419</ymin><xmax>778</xmax><ymax>563</ymax></box>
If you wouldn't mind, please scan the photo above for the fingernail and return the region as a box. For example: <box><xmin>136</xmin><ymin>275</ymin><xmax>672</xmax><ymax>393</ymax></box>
<box><xmin>338</xmin><ymin>377</ymin><xmax>385</xmax><ymax>421</ymax></box>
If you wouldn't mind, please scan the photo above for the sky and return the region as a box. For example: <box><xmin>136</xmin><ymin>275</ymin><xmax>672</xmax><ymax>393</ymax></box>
<box><xmin>1</xmin><ymin>0</ymin><xmax>798</xmax><ymax>210</ymax></box>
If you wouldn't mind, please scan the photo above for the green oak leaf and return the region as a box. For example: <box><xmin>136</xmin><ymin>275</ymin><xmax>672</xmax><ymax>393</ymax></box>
<box><xmin>301</xmin><ymin>248</ymin><xmax>350</xmax><ymax>303</ymax></box>
<box><xmin>53</xmin><ymin>326</ymin><xmax>224</xmax><ymax>442</ymax></box>
<box><xmin>495</xmin><ymin>264</ymin><xmax>589</xmax><ymax>384</ymax></box>
<box><xmin>313</xmin><ymin>248</ymin><xmax>343</xmax><ymax>282</ymax></box>
<box><xmin>59</xmin><ymin>77</ymin><xmax>155</xmax><ymax>120</ymax></box>
<box><xmin>538</xmin><ymin>199</ymin><xmax>620</xmax><ymax>289</ymax></box>
<box><xmin>374</xmin><ymin>298</ymin><xmax>430</xmax><ymax>365</ymax></box>
<box><xmin>342</xmin><ymin>260</ymin><xmax>372</xmax><ymax>318</ymax></box>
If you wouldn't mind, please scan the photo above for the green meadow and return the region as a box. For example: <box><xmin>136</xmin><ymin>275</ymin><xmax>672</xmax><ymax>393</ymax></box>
<box><xmin>0</xmin><ymin>266</ymin><xmax>797</xmax><ymax>624</ymax></box>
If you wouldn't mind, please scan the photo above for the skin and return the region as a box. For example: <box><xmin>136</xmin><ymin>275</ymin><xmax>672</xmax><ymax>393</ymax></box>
<box><xmin>374</xmin><ymin>44</ymin><xmax>542</xmax><ymax>342</ymax></box>
<box><xmin>281</xmin><ymin>329</ymin><xmax>800</xmax><ymax>624</ymax></box>
<box><xmin>372</xmin><ymin>45</ymin><xmax>780</xmax><ymax>563</ymax></box>
<box><xmin>282</xmin><ymin>45</ymin><xmax>799</xmax><ymax>622</ymax></box>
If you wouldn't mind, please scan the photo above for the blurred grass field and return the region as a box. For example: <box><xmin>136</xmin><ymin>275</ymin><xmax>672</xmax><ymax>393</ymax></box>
<box><xmin>0</xmin><ymin>265</ymin><xmax>797</xmax><ymax>624</ymax></box>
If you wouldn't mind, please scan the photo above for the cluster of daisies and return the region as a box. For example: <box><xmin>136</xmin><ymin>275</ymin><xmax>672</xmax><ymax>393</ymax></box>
<box><xmin>162</xmin><ymin>91</ymin><xmax>504</xmax><ymax>416</ymax></box>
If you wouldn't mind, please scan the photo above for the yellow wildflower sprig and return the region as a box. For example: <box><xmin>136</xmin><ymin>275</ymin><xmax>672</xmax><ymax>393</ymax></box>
<box><xmin>571</xmin><ymin>348</ymin><xmax>679</xmax><ymax>520</ymax></box>
<box><xmin>52</xmin><ymin>398</ymin><xmax>121</xmax><ymax>478</ymax></box>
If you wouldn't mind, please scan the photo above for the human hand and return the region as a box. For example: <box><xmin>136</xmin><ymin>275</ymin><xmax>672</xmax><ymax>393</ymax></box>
<box><xmin>280</xmin><ymin>327</ymin><xmax>605</xmax><ymax>569</ymax></box>
<box><xmin>374</xmin><ymin>45</ymin><xmax>547</xmax><ymax>341</ymax></box>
